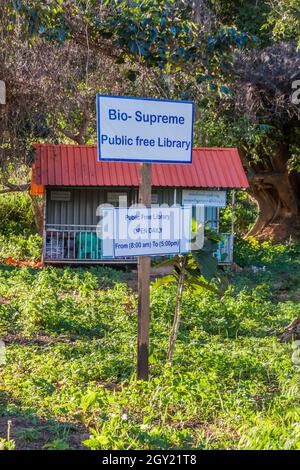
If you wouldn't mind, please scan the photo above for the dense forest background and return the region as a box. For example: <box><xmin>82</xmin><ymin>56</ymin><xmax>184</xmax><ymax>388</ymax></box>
<box><xmin>0</xmin><ymin>0</ymin><xmax>300</xmax><ymax>240</ymax></box>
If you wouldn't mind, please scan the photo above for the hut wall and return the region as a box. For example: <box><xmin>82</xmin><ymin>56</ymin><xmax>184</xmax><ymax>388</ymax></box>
<box><xmin>46</xmin><ymin>188</ymin><xmax>133</xmax><ymax>226</ymax></box>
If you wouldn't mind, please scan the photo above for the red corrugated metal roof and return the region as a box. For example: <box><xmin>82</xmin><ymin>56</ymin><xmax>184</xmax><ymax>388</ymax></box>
<box><xmin>33</xmin><ymin>144</ymin><xmax>249</xmax><ymax>189</ymax></box>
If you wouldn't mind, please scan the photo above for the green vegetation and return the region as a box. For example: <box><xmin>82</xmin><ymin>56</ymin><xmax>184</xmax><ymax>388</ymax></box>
<box><xmin>0</xmin><ymin>192</ymin><xmax>35</xmax><ymax>237</ymax></box>
<box><xmin>0</xmin><ymin>192</ymin><xmax>41</xmax><ymax>263</ymax></box>
<box><xmin>0</xmin><ymin>237</ymin><xmax>299</xmax><ymax>450</ymax></box>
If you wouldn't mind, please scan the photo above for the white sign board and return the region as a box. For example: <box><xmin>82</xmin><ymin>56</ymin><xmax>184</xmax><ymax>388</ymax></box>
<box><xmin>50</xmin><ymin>191</ymin><xmax>71</xmax><ymax>201</ymax></box>
<box><xmin>100</xmin><ymin>207</ymin><xmax>191</xmax><ymax>258</ymax></box>
<box><xmin>96</xmin><ymin>95</ymin><xmax>194</xmax><ymax>163</ymax></box>
<box><xmin>182</xmin><ymin>190</ymin><xmax>227</xmax><ymax>207</ymax></box>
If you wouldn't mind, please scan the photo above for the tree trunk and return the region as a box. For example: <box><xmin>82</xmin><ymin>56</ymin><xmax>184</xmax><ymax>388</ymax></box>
<box><xmin>167</xmin><ymin>257</ymin><xmax>186</xmax><ymax>362</ymax></box>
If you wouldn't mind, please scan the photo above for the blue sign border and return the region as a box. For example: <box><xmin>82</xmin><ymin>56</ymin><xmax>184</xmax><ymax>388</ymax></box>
<box><xmin>96</xmin><ymin>94</ymin><xmax>194</xmax><ymax>164</ymax></box>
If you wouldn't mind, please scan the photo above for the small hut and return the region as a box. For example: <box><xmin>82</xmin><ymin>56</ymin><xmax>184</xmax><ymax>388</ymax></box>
<box><xmin>31</xmin><ymin>144</ymin><xmax>249</xmax><ymax>265</ymax></box>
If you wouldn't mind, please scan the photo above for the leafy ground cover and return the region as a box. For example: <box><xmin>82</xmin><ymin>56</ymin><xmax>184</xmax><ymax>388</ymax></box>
<box><xmin>0</xmin><ymin>240</ymin><xmax>299</xmax><ymax>450</ymax></box>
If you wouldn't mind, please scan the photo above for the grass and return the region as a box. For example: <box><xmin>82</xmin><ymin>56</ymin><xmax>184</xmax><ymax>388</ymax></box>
<box><xmin>0</xmin><ymin>241</ymin><xmax>300</xmax><ymax>449</ymax></box>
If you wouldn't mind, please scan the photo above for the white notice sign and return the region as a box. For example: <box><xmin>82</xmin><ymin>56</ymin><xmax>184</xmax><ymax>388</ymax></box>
<box><xmin>182</xmin><ymin>190</ymin><xmax>227</xmax><ymax>207</ymax></box>
<box><xmin>96</xmin><ymin>95</ymin><xmax>194</xmax><ymax>163</ymax></box>
<box><xmin>100</xmin><ymin>207</ymin><xmax>191</xmax><ymax>258</ymax></box>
